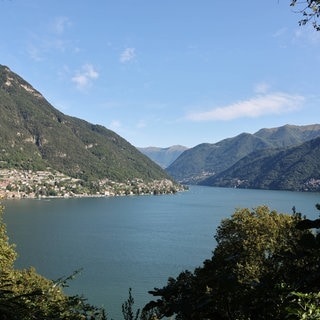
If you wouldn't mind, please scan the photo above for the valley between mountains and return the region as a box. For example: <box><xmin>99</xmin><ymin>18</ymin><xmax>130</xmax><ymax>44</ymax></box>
<box><xmin>1</xmin><ymin>64</ymin><xmax>320</xmax><ymax>197</ymax></box>
<box><xmin>141</xmin><ymin>125</ymin><xmax>320</xmax><ymax>192</ymax></box>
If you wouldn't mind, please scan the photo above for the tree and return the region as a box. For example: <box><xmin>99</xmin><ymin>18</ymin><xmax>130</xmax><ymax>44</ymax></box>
<box><xmin>143</xmin><ymin>206</ymin><xmax>320</xmax><ymax>319</ymax></box>
<box><xmin>286</xmin><ymin>291</ymin><xmax>320</xmax><ymax>319</ymax></box>
<box><xmin>122</xmin><ymin>288</ymin><xmax>140</xmax><ymax>320</ymax></box>
<box><xmin>0</xmin><ymin>203</ymin><xmax>16</xmax><ymax>271</ymax></box>
<box><xmin>290</xmin><ymin>0</ymin><xmax>320</xmax><ymax>30</ymax></box>
<box><xmin>144</xmin><ymin>271</ymin><xmax>201</xmax><ymax>320</ymax></box>
<box><xmin>285</xmin><ymin>204</ymin><xmax>320</xmax><ymax>319</ymax></box>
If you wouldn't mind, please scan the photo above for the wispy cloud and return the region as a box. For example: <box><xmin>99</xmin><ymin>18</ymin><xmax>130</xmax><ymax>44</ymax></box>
<box><xmin>27</xmin><ymin>17</ymin><xmax>74</xmax><ymax>61</ymax></box>
<box><xmin>273</xmin><ymin>27</ymin><xmax>287</xmax><ymax>38</ymax></box>
<box><xmin>120</xmin><ymin>48</ymin><xmax>136</xmax><ymax>63</ymax></box>
<box><xmin>71</xmin><ymin>64</ymin><xmax>99</xmax><ymax>90</ymax></box>
<box><xmin>186</xmin><ymin>93</ymin><xmax>304</xmax><ymax>121</ymax></box>
<box><xmin>27</xmin><ymin>43</ymin><xmax>43</xmax><ymax>61</ymax></box>
<box><xmin>52</xmin><ymin>16</ymin><xmax>71</xmax><ymax>35</ymax></box>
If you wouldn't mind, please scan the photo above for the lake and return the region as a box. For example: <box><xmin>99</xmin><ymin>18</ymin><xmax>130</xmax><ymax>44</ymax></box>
<box><xmin>3</xmin><ymin>186</ymin><xmax>320</xmax><ymax>318</ymax></box>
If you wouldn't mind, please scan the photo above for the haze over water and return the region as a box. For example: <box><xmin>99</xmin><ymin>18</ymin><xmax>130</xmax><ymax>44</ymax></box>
<box><xmin>3</xmin><ymin>186</ymin><xmax>320</xmax><ymax>318</ymax></box>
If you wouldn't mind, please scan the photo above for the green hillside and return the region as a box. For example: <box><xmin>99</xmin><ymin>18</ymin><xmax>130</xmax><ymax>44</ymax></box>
<box><xmin>203</xmin><ymin>137</ymin><xmax>320</xmax><ymax>191</ymax></box>
<box><xmin>0</xmin><ymin>65</ymin><xmax>173</xmax><ymax>185</ymax></box>
<box><xmin>166</xmin><ymin>133</ymin><xmax>273</xmax><ymax>183</ymax></box>
<box><xmin>166</xmin><ymin>124</ymin><xmax>320</xmax><ymax>184</ymax></box>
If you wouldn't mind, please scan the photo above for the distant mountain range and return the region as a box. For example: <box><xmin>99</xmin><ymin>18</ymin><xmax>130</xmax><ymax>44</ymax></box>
<box><xmin>138</xmin><ymin>145</ymin><xmax>188</xmax><ymax>168</ymax></box>
<box><xmin>1</xmin><ymin>64</ymin><xmax>319</xmax><ymax>194</ymax></box>
<box><xmin>166</xmin><ymin>124</ymin><xmax>320</xmax><ymax>191</ymax></box>
<box><xmin>0</xmin><ymin>65</ymin><xmax>177</xmax><ymax>195</ymax></box>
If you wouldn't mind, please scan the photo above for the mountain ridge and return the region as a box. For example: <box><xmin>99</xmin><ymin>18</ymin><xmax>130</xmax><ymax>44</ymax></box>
<box><xmin>201</xmin><ymin>137</ymin><xmax>320</xmax><ymax>191</ymax></box>
<box><xmin>138</xmin><ymin>145</ymin><xmax>188</xmax><ymax>168</ymax></box>
<box><xmin>166</xmin><ymin>124</ymin><xmax>320</xmax><ymax>184</ymax></box>
<box><xmin>0</xmin><ymin>65</ymin><xmax>181</xmax><ymax>197</ymax></box>
<box><xmin>2</xmin><ymin>64</ymin><xmax>319</xmax><ymax>194</ymax></box>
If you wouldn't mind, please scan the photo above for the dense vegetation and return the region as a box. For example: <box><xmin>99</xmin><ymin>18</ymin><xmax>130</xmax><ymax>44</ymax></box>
<box><xmin>0</xmin><ymin>65</ymin><xmax>172</xmax><ymax>184</ymax></box>
<box><xmin>166</xmin><ymin>125</ymin><xmax>320</xmax><ymax>185</ymax></box>
<box><xmin>202</xmin><ymin>137</ymin><xmax>320</xmax><ymax>191</ymax></box>
<box><xmin>1</xmin><ymin>0</ymin><xmax>320</xmax><ymax>318</ymax></box>
<box><xmin>1</xmin><ymin>201</ymin><xmax>320</xmax><ymax>319</ymax></box>
<box><xmin>142</xmin><ymin>205</ymin><xmax>320</xmax><ymax>319</ymax></box>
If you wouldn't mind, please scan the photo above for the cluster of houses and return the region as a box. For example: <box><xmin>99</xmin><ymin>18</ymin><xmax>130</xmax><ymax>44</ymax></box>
<box><xmin>303</xmin><ymin>178</ymin><xmax>320</xmax><ymax>192</ymax></box>
<box><xmin>0</xmin><ymin>169</ymin><xmax>182</xmax><ymax>199</ymax></box>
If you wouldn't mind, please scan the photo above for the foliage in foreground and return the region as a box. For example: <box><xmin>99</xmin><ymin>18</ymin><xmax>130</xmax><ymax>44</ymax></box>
<box><xmin>291</xmin><ymin>0</ymin><xmax>320</xmax><ymax>31</ymax></box>
<box><xmin>143</xmin><ymin>205</ymin><xmax>320</xmax><ymax>319</ymax></box>
<box><xmin>2</xmin><ymin>200</ymin><xmax>320</xmax><ymax>319</ymax></box>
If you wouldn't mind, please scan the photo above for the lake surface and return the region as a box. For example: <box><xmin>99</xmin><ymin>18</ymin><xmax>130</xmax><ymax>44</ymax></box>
<box><xmin>3</xmin><ymin>186</ymin><xmax>320</xmax><ymax>318</ymax></box>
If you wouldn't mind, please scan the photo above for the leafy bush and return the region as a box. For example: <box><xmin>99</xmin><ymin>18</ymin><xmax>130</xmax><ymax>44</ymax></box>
<box><xmin>143</xmin><ymin>206</ymin><xmax>320</xmax><ymax>319</ymax></box>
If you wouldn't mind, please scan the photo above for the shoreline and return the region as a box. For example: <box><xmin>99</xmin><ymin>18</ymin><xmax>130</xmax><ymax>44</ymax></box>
<box><xmin>1</xmin><ymin>188</ymin><xmax>185</xmax><ymax>201</ymax></box>
<box><xmin>0</xmin><ymin>168</ymin><xmax>186</xmax><ymax>200</ymax></box>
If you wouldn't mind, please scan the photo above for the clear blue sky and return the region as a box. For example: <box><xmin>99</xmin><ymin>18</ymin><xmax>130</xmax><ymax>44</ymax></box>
<box><xmin>1</xmin><ymin>0</ymin><xmax>319</xmax><ymax>147</ymax></box>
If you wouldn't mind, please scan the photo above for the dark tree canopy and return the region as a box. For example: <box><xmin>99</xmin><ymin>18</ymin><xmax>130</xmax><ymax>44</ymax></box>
<box><xmin>143</xmin><ymin>206</ymin><xmax>320</xmax><ymax>319</ymax></box>
<box><xmin>291</xmin><ymin>0</ymin><xmax>320</xmax><ymax>30</ymax></box>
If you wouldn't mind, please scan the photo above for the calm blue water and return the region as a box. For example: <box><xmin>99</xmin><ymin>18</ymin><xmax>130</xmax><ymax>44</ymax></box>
<box><xmin>3</xmin><ymin>186</ymin><xmax>320</xmax><ymax>318</ymax></box>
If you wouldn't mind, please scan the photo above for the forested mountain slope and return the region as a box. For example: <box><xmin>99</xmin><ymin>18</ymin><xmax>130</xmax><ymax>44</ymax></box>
<box><xmin>202</xmin><ymin>137</ymin><xmax>320</xmax><ymax>191</ymax></box>
<box><xmin>166</xmin><ymin>124</ymin><xmax>320</xmax><ymax>184</ymax></box>
<box><xmin>0</xmin><ymin>65</ymin><xmax>172</xmax><ymax>184</ymax></box>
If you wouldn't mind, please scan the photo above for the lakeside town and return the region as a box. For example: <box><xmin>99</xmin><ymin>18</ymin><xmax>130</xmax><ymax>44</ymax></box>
<box><xmin>0</xmin><ymin>169</ymin><xmax>184</xmax><ymax>199</ymax></box>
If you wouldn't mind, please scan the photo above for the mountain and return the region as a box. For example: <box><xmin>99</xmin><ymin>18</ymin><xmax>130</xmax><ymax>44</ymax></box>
<box><xmin>166</xmin><ymin>124</ymin><xmax>320</xmax><ymax>184</ymax></box>
<box><xmin>202</xmin><ymin>137</ymin><xmax>320</xmax><ymax>191</ymax></box>
<box><xmin>254</xmin><ymin>124</ymin><xmax>320</xmax><ymax>146</ymax></box>
<box><xmin>138</xmin><ymin>145</ymin><xmax>188</xmax><ymax>168</ymax></box>
<box><xmin>0</xmin><ymin>65</ymin><xmax>175</xmax><ymax>192</ymax></box>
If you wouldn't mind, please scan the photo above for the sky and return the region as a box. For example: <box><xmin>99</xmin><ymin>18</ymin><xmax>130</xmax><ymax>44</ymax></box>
<box><xmin>1</xmin><ymin>0</ymin><xmax>320</xmax><ymax>148</ymax></box>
